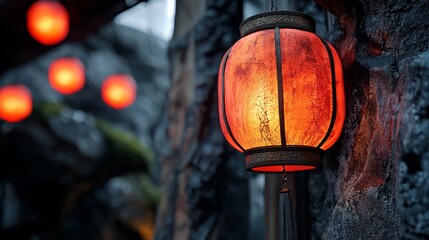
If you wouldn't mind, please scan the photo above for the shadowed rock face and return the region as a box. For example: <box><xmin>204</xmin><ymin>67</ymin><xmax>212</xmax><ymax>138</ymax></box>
<box><xmin>301</xmin><ymin>0</ymin><xmax>429</xmax><ymax>239</ymax></box>
<box><xmin>0</xmin><ymin>24</ymin><xmax>168</xmax><ymax>240</ymax></box>
<box><xmin>155</xmin><ymin>0</ymin><xmax>250</xmax><ymax>240</ymax></box>
<box><xmin>399</xmin><ymin>52</ymin><xmax>429</xmax><ymax>239</ymax></box>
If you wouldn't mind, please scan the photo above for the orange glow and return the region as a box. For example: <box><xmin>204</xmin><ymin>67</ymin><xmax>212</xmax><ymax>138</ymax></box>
<box><xmin>102</xmin><ymin>74</ymin><xmax>136</xmax><ymax>109</ymax></box>
<box><xmin>49</xmin><ymin>58</ymin><xmax>85</xmax><ymax>95</ymax></box>
<box><xmin>320</xmin><ymin>44</ymin><xmax>346</xmax><ymax>150</ymax></box>
<box><xmin>0</xmin><ymin>85</ymin><xmax>32</xmax><ymax>123</ymax></box>
<box><xmin>219</xmin><ymin>27</ymin><xmax>345</xmax><ymax>173</ymax></box>
<box><xmin>224</xmin><ymin>30</ymin><xmax>280</xmax><ymax>150</ymax></box>
<box><xmin>27</xmin><ymin>1</ymin><xmax>69</xmax><ymax>45</ymax></box>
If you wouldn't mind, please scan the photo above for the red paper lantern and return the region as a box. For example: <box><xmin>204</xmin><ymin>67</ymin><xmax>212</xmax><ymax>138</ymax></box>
<box><xmin>0</xmin><ymin>85</ymin><xmax>33</xmax><ymax>123</ymax></box>
<box><xmin>218</xmin><ymin>11</ymin><xmax>345</xmax><ymax>172</ymax></box>
<box><xmin>102</xmin><ymin>74</ymin><xmax>136</xmax><ymax>109</ymax></box>
<box><xmin>49</xmin><ymin>58</ymin><xmax>85</xmax><ymax>95</ymax></box>
<box><xmin>27</xmin><ymin>1</ymin><xmax>69</xmax><ymax>45</ymax></box>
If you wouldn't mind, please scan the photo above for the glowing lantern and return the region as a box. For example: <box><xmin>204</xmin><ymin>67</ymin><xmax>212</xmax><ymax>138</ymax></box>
<box><xmin>218</xmin><ymin>11</ymin><xmax>345</xmax><ymax>173</ymax></box>
<box><xmin>0</xmin><ymin>85</ymin><xmax>33</xmax><ymax>123</ymax></box>
<box><xmin>102</xmin><ymin>74</ymin><xmax>136</xmax><ymax>109</ymax></box>
<box><xmin>49</xmin><ymin>58</ymin><xmax>85</xmax><ymax>95</ymax></box>
<box><xmin>27</xmin><ymin>1</ymin><xmax>69</xmax><ymax>45</ymax></box>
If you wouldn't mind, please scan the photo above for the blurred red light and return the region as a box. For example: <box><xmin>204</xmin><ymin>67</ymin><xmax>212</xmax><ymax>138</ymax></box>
<box><xmin>102</xmin><ymin>74</ymin><xmax>136</xmax><ymax>109</ymax></box>
<box><xmin>49</xmin><ymin>58</ymin><xmax>85</xmax><ymax>95</ymax></box>
<box><xmin>27</xmin><ymin>1</ymin><xmax>69</xmax><ymax>45</ymax></box>
<box><xmin>0</xmin><ymin>85</ymin><xmax>33</xmax><ymax>123</ymax></box>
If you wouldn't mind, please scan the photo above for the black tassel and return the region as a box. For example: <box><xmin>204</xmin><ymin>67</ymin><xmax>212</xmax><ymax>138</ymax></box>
<box><xmin>279</xmin><ymin>189</ymin><xmax>297</xmax><ymax>240</ymax></box>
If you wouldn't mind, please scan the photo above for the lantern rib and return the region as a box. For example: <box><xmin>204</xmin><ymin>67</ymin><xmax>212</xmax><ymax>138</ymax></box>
<box><xmin>316</xmin><ymin>38</ymin><xmax>337</xmax><ymax>149</ymax></box>
<box><xmin>221</xmin><ymin>49</ymin><xmax>245</xmax><ymax>152</ymax></box>
<box><xmin>275</xmin><ymin>27</ymin><xmax>287</xmax><ymax>147</ymax></box>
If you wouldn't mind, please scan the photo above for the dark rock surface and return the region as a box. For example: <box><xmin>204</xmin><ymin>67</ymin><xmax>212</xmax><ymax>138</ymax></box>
<box><xmin>399</xmin><ymin>52</ymin><xmax>429</xmax><ymax>239</ymax></box>
<box><xmin>0</xmin><ymin>23</ymin><xmax>168</xmax><ymax>239</ymax></box>
<box><xmin>302</xmin><ymin>0</ymin><xmax>429</xmax><ymax>239</ymax></box>
<box><xmin>154</xmin><ymin>0</ymin><xmax>249</xmax><ymax>239</ymax></box>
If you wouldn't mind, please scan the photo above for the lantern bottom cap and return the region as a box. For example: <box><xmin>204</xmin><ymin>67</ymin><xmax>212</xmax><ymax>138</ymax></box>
<box><xmin>244</xmin><ymin>146</ymin><xmax>323</xmax><ymax>173</ymax></box>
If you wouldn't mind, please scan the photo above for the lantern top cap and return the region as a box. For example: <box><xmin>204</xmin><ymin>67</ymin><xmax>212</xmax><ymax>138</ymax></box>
<box><xmin>239</xmin><ymin>11</ymin><xmax>315</xmax><ymax>37</ymax></box>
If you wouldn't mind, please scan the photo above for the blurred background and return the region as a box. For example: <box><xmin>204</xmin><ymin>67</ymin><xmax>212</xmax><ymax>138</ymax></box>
<box><xmin>1</xmin><ymin>0</ymin><xmax>429</xmax><ymax>240</ymax></box>
<box><xmin>0</xmin><ymin>0</ymin><xmax>173</xmax><ymax>239</ymax></box>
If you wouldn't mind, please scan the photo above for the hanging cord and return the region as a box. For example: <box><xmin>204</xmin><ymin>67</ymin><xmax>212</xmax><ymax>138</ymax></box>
<box><xmin>279</xmin><ymin>165</ymin><xmax>297</xmax><ymax>240</ymax></box>
<box><xmin>281</xmin><ymin>165</ymin><xmax>288</xmax><ymax>192</ymax></box>
<box><xmin>271</xmin><ymin>0</ymin><xmax>277</xmax><ymax>11</ymax></box>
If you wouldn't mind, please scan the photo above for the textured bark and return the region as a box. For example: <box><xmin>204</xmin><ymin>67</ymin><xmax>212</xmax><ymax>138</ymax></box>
<box><xmin>154</xmin><ymin>0</ymin><xmax>248</xmax><ymax>240</ymax></box>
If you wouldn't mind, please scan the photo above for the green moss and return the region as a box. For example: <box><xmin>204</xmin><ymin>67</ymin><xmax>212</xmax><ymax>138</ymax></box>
<box><xmin>96</xmin><ymin>119</ymin><xmax>153</xmax><ymax>175</ymax></box>
<box><xmin>33</xmin><ymin>102</ymin><xmax>153</xmax><ymax>178</ymax></box>
<box><xmin>33</xmin><ymin>102</ymin><xmax>66</xmax><ymax>120</ymax></box>
<box><xmin>139</xmin><ymin>175</ymin><xmax>161</xmax><ymax>209</ymax></box>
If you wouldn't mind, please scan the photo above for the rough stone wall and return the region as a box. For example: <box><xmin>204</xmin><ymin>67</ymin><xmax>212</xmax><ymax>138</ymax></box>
<box><xmin>399</xmin><ymin>51</ymin><xmax>429</xmax><ymax>239</ymax></box>
<box><xmin>154</xmin><ymin>0</ymin><xmax>249</xmax><ymax>239</ymax></box>
<box><xmin>302</xmin><ymin>0</ymin><xmax>429</xmax><ymax>239</ymax></box>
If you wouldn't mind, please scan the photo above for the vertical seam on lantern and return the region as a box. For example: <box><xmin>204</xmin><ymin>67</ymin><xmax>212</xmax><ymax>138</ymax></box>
<box><xmin>222</xmin><ymin>48</ymin><xmax>245</xmax><ymax>152</ymax></box>
<box><xmin>275</xmin><ymin>27</ymin><xmax>287</xmax><ymax>147</ymax></box>
<box><xmin>316</xmin><ymin>38</ymin><xmax>337</xmax><ymax>149</ymax></box>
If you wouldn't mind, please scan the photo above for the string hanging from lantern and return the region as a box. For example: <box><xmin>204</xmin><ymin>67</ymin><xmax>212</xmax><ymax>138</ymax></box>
<box><xmin>279</xmin><ymin>166</ymin><xmax>297</xmax><ymax>240</ymax></box>
<box><xmin>271</xmin><ymin>0</ymin><xmax>277</xmax><ymax>11</ymax></box>
<box><xmin>282</xmin><ymin>165</ymin><xmax>288</xmax><ymax>191</ymax></box>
